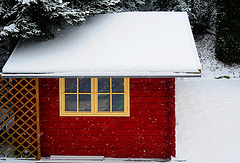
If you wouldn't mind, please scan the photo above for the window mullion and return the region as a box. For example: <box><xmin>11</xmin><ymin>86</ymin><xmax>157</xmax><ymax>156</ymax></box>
<box><xmin>77</xmin><ymin>78</ymin><xmax>79</xmax><ymax>113</ymax></box>
<box><xmin>92</xmin><ymin>78</ymin><xmax>95</xmax><ymax>114</ymax></box>
<box><xmin>110</xmin><ymin>78</ymin><xmax>112</xmax><ymax>113</ymax></box>
<box><xmin>94</xmin><ymin>78</ymin><xmax>98</xmax><ymax>114</ymax></box>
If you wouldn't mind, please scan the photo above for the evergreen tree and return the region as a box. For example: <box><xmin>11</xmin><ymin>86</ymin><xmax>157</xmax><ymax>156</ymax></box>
<box><xmin>0</xmin><ymin>0</ymin><xmax>121</xmax><ymax>58</ymax></box>
<box><xmin>153</xmin><ymin>0</ymin><xmax>186</xmax><ymax>11</ymax></box>
<box><xmin>120</xmin><ymin>0</ymin><xmax>154</xmax><ymax>11</ymax></box>
<box><xmin>215</xmin><ymin>0</ymin><xmax>240</xmax><ymax>64</ymax></box>
<box><xmin>0</xmin><ymin>0</ymin><xmax>87</xmax><ymax>41</ymax></box>
<box><xmin>187</xmin><ymin>0</ymin><xmax>216</xmax><ymax>33</ymax></box>
<box><xmin>63</xmin><ymin>0</ymin><xmax>122</xmax><ymax>14</ymax></box>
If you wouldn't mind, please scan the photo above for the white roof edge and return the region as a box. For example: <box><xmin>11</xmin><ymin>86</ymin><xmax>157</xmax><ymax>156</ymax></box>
<box><xmin>1</xmin><ymin>72</ymin><xmax>201</xmax><ymax>78</ymax></box>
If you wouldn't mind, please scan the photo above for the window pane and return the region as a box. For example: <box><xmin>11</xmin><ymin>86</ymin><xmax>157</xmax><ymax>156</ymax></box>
<box><xmin>98</xmin><ymin>78</ymin><xmax>110</xmax><ymax>93</ymax></box>
<box><xmin>112</xmin><ymin>94</ymin><xmax>124</xmax><ymax>111</ymax></box>
<box><xmin>79</xmin><ymin>94</ymin><xmax>91</xmax><ymax>111</ymax></box>
<box><xmin>65</xmin><ymin>78</ymin><xmax>77</xmax><ymax>92</ymax></box>
<box><xmin>98</xmin><ymin>94</ymin><xmax>110</xmax><ymax>111</ymax></box>
<box><xmin>65</xmin><ymin>94</ymin><xmax>77</xmax><ymax>111</ymax></box>
<box><xmin>112</xmin><ymin>78</ymin><xmax>124</xmax><ymax>93</ymax></box>
<box><xmin>79</xmin><ymin>78</ymin><xmax>91</xmax><ymax>93</ymax></box>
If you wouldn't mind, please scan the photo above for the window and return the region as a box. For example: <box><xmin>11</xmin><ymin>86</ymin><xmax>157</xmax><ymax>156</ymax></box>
<box><xmin>59</xmin><ymin>78</ymin><xmax>130</xmax><ymax>116</ymax></box>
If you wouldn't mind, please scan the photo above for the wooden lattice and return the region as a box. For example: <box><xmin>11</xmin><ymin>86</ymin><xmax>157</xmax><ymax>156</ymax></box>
<box><xmin>0</xmin><ymin>78</ymin><xmax>40</xmax><ymax>159</ymax></box>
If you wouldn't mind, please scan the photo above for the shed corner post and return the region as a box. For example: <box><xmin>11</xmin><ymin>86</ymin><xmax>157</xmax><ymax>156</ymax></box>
<box><xmin>168</xmin><ymin>78</ymin><xmax>176</xmax><ymax>158</ymax></box>
<box><xmin>36</xmin><ymin>78</ymin><xmax>41</xmax><ymax>159</ymax></box>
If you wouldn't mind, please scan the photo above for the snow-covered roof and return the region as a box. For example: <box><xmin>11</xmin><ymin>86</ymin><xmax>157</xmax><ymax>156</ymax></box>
<box><xmin>2</xmin><ymin>12</ymin><xmax>201</xmax><ymax>78</ymax></box>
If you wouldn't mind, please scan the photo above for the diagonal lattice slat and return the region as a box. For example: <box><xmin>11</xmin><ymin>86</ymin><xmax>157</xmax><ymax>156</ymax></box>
<box><xmin>0</xmin><ymin>78</ymin><xmax>40</xmax><ymax>159</ymax></box>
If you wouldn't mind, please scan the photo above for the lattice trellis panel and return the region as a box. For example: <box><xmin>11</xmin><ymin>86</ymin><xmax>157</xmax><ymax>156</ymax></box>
<box><xmin>0</xmin><ymin>78</ymin><xmax>40</xmax><ymax>159</ymax></box>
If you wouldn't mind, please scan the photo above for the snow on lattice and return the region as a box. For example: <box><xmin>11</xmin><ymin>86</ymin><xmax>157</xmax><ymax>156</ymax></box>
<box><xmin>2</xmin><ymin>12</ymin><xmax>201</xmax><ymax>77</ymax></box>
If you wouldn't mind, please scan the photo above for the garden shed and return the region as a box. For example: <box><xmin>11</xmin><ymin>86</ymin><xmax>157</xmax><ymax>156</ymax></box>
<box><xmin>1</xmin><ymin>12</ymin><xmax>201</xmax><ymax>160</ymax></box>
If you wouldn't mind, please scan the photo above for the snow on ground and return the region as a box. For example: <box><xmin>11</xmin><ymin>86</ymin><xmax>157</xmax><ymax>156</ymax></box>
<box><xmin>175</xmin><ymin>33</ymin><xmax>240</xmax><ymax>163</ymax></box>
<box><xmin>176</xmin><ymin>79</ymin><xmax>240</xmax><ymax>163</ymax></box>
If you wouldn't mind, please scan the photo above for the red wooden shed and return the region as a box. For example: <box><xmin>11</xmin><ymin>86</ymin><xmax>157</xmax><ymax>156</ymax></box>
<box><xmin>2</xmin><ymin>12</ymin><xmax>201</xmax><ymax>160</ymax></box>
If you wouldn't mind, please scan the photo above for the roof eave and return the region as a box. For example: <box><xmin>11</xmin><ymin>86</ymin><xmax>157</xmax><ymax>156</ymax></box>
<box><xmin>1</xmin><ymin>72</ymin><xmax>202</xmax><ymax>78</ymax></box>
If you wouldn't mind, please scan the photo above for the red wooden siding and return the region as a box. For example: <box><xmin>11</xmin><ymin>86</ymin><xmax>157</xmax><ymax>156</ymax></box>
<box><xmin>39</xmin><ymin>78</ymin><xmax>175</xmax><ymax>159</ymax></box>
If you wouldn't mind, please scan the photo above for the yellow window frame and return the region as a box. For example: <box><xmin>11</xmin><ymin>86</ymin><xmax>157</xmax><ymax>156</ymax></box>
<box><xmin>59</xmin><ymin>78</ymin><xmax>130</xmax><ymax>117</ymax></box>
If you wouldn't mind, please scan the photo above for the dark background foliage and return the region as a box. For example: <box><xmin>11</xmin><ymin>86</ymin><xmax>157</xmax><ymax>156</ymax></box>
<box><xmin>215</xmin><ymin>0</ymin><xmax>240</xmax><ymax>65</ymax></box>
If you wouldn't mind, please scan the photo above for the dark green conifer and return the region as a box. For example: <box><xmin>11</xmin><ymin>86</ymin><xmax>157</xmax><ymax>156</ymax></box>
<box><xmin>215</xmin><ymin>0</ymin><xmax>240</xmax><ymax>64</ymax></box>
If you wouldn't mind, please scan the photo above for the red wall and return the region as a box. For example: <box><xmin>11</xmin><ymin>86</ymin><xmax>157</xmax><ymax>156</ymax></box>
<box><xmin>39</xmin><ymin>78</ymin><xmax>175</xmax><ymax>159</ymax></box>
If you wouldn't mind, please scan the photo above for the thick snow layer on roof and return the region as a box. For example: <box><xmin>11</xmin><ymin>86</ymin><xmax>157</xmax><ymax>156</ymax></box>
<box><xmin>2</xmin><ymin>12</ymin><xmax>201</xmax><ymax>77</ymax></box>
